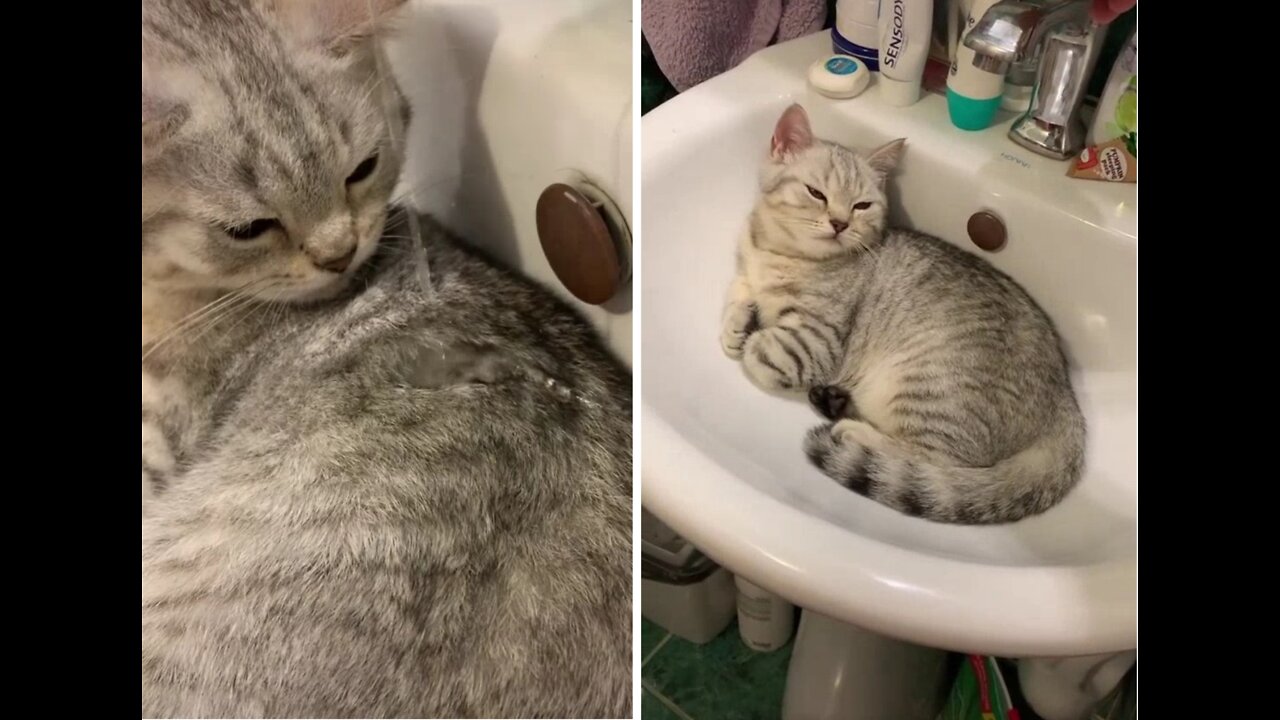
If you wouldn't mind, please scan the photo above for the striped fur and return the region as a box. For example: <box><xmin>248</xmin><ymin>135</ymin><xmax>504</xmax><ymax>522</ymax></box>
<box><xmin>141</xmin><ymin>1</ymin><xmax>631</xmax><ymax>716</ymax></box>
<box><xmin>723</xmin><ymin>104</ymin><xmax>1085</xmax><ymax>525</ymax></box>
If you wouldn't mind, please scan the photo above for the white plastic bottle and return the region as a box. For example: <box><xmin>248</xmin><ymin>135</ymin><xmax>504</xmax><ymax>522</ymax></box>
<box><xmin>1088</xmin><ymin>30</ymin><xmax>1136</xmax><ymax>148</ymax></box>
<box><xmin>735</xmin><ymin>576</ymin><xmax>794</xmax><ymax>652</ymax></box>
<box><xmin>946</xmin><ymin>0</ymin><xmax>1005</xmax><ymax>130</ymax></box>
<box><xmin>834</xmin><ymin>0</ymin><xmax>881</xmax><ymax>71</ymax></box>
<box><xmin>878</xmin><ymin>0</ymin><xmax>934</xmax><ymax>106</ymax></box>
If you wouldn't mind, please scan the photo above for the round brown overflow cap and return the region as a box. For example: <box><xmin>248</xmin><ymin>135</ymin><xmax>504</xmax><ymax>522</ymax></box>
<box><xmin>967</xmin><ymin>210</ymin><xmax>1007</xmax><ymax>252</ymax></box>
<box><xmin>536</xmin><ymin>183</ymin><xmax>622</xmax><ymax>305</ymax></box>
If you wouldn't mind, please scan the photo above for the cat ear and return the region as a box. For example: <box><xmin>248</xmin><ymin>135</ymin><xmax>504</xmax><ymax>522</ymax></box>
<box><xmin>770</xmin><ymin>104</ymin><xmax>814</xmax><ymax>161</ymax></box>
<box><xmin>273</xmin><ymin>0</ymin><xmax>410</xmax><ymax>54</ymax></box>
<box><xmin>866</xmin><ymin>138</ymin><xmax>906</xmax><ymax>180</ymax></box>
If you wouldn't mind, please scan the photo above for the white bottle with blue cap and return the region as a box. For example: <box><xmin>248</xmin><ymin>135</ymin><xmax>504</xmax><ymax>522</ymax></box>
<box><xmin>946</xmin><ymin>0</ymin><xmax>1006</xmax><ymax>130</ymax></box>
<box><xmin>833</xmin><ymin>0</ymin><xmax>881</xmax><ymax>70</ymax></box>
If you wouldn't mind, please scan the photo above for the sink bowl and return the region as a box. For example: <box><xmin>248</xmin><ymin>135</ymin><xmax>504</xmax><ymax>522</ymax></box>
<box><xmin>641</xmin><ymin>33</ymin><xmax>1136</xmax><ymax>658</ymax></box>
<box><xmin>389</xmin><ymin>0</ymin><xmax>632</xmax><ymax>364</ymax></box>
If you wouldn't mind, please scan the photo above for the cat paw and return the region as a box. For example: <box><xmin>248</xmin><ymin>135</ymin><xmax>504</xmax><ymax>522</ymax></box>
<box><xmin>720</xmin><ymin>303</ymin><xmax>759</xmax><ymax>360</ymax></box>
<box><xmin>803</xmin><ymin>423</ymin><xmax>838</xmax><ymax>468</ymax></box>
<box><xmin>742</xmin><ymin>329</ymin><xmax>800</xmax><ymax>391</ymax></box>
<box><xmin>808</xmin><ymin>385</ymin><xmax>856</xmax><ymax>420</ymax></box>
<box><xmin>805</xmin><ymin>420</ymin><xmax>880</xmax><ymax>495</ymax></box>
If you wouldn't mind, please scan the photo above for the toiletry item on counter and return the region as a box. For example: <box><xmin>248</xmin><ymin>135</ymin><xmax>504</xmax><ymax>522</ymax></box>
<box><xmin>735</xmin><ymin>576</ymin><xmax>795</xmax><ymax>651</ymax></box>
<box><xmin>922</xmin><ymin>57</ymin><xmax>951</xmax><ymax>95</ymax></box>
<box><xmin>945</xmin><ymin>0</ymin><xmax>973</xmax><ymax>63</ymax></box>
<box><xmin>834</xmin><ymin>0</ymin><xmax>881</xmax><ymax>70</ymax></box>
<box><xmin>946</xmin><ymin>0</ymin><xmax>1005</xmax><ymax>130</ymax></box>
<box><xmin>1067</xmin><ymin>137</ymin><xmax>1135</xmax><ymax>183</ymax></box>
<box><xmin>1089</xmin><ymin>30</ymin><xmax>1136</xmax><ymax>150</ymax></box>
<box><xmin>1001</xmin><ymin>80</ymin><xmax>1034</xmax><ymax>112</ymax></box>
<box><xmin>878</xmin><ymin>0</ymin><xmax>933</xmax><ymax>105</ymax></box>
<box><xmin>808</xmin><ymin>55</ymin><xmax>872</xmax><ymax>99</ymax></box>
<box><xmin>1000</xmin><ymin>56</ymin><xmax>1037</xmax><ymax>113</ymax></box>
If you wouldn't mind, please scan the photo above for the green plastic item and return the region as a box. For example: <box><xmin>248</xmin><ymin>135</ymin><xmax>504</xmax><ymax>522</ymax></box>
<box><xmin>939</xmin><ymin>656</ymin><xmax>1019</xmax><ymax>720</ymax></box>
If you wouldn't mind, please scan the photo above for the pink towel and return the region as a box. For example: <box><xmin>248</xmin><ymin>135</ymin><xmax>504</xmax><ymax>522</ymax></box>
<box><xmin>643</xmin><ymin>0</ymin><xmax>827</xmax><ymax>92</ymax></box>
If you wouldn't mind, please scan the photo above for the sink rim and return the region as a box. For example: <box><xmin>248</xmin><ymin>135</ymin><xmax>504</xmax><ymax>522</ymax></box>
<box><xmin>640</xmin><ymin>33</ymin><xmax>1136</xmax><ymax>657</ymax></box>
<box><xmin>644</xmin><ymin>405</ymin><xmax>1135</xmax><ymax>657</ymax></box>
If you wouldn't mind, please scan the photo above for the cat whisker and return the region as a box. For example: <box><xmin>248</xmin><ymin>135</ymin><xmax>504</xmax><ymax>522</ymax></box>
<box><xmin>354</xmin><ymin>74</ymin><xmax>386</xmax><ymax>108</ymax></box>
<box><xmin>143</xmin><ymin>278</ymin><xmax>283</xmax><ymax>360</ymax></box>
<box><xmin>146</xmin><ymin>276</ymin><xmax>268</xmax><ymax>341</ymax></box>
<box><xmin>218</xmin><ymin>285</ymin><xmax>286</xmax><ymax>341</ymax></box>
<box><xmin>145</xmin><ymin>294</ymin><xmax>256</xmax><ymax>361</ymax></box>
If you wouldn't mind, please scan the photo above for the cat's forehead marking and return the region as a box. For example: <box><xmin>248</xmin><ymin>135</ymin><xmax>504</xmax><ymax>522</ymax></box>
<box><xmin>148</xmin><ymin>0</ymin><xmax>372</xmax><ymax>207</ymax></box>
<box><xmin>219</xmin><ymin>68</ymin><xmax>367</xmax><ymax>216</ymax></box>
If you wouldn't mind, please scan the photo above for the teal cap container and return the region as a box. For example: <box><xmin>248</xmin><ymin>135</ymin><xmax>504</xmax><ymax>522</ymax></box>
<box><xmin>946</xmin><ymin>88</ymin><xmax>1002</xmax><ymax>131</ymax></box>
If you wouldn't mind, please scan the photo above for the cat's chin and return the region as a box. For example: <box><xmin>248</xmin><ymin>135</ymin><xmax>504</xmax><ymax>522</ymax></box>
<box><xmin>264</xmin><ymin>276</ymin><xmax>355</xmax><ymax>304</ymax></box>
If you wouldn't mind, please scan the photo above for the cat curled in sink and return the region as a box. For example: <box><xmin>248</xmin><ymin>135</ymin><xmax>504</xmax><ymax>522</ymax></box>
<box><xmin>141</xmin><ymin>0</ymin><xmax>630</xmax><ymax>716</ymax></box>
<box><xmin>721</xmin><ymin>104</ymin><xmax>1085</xmax><ymax>525</ymax></box>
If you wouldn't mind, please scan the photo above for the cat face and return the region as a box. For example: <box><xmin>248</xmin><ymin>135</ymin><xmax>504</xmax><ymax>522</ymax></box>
<box><xmin>757</xmin><ymin>104</ymin><xmax>904</xmax><ymax>260</ymax></box>
<box><xmin>141</xmin><ymin>0</ymin><xmax>409</xmax><ymax>303</ymax></box>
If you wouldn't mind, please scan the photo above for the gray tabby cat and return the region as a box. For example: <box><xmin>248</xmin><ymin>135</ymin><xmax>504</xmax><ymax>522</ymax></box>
<box><xmin>142</xmin><ymin>1</ymin><xmax>631</xmax><ymax>716</ymax></box>
<box><xmin>721</xmin><ymin>104</ymin><xmax>1084</xmax><ymax>525</ymax></box>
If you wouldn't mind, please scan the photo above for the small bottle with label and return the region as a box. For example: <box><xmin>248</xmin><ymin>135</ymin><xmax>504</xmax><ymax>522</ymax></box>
<box><xmin>833</xmin><ymin>0</ymin><xmax>881</xmax><ymax>70</ymax></box>
<box><xmin>735</xmin><ymin>576</ymin><xmax>795</xmax><ymax>652</ymax></box>
<box><xmin>946</xmin><ymin>0</ymin><xmax>1006</xmax><ymax>130</ymax></box>
<box><xmin>1088</xmin><ymin>30</ymin><xmax>1136</xmax><ymax>150</ymax></box>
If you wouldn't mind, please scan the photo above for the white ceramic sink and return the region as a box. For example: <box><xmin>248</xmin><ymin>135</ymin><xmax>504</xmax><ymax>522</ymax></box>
<box><xmin>641</xmin><ymin>33</ymin><xmax>1136</xmax><ymax>658</ymax></box>
<box><xmin>389</xmin><ymin>0</ymin><xmax>632</xmax><ymax>364</ymax></box>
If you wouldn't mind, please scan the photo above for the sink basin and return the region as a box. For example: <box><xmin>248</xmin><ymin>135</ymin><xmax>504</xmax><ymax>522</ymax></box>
<box><xmin>641</xmin><ymin>33</ymin><xmax>1136</xmax><ymax>658</ymax></box>
<box><xmin>388</xmin><ymin>0</ymin><xmax>632</xmax><ymax>364</ymax></box>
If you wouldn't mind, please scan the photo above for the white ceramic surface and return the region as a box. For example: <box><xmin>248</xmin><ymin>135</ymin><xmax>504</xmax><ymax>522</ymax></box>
<box><xmin>641</xmin><ymin>33</ymin><xmax>1136</xmax><ymax>657</ymax></box>
<box><xmin>389</xmin><ymin>0</ymin><xmax>633</xmax><ymax>364</ymax></box>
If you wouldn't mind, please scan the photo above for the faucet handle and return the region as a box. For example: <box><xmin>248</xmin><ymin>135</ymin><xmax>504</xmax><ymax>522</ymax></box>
<box><xmin>1009</xmin><ymin>22</ymin><xmax>1102</xmax><ymax>159</ymax></box>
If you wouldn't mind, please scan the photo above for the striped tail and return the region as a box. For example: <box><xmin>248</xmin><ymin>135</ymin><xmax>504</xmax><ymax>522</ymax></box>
<box><xmin>803</xmin><ymin>415</ymin><xmax>1084</xmax><ymax>525</ymax></box>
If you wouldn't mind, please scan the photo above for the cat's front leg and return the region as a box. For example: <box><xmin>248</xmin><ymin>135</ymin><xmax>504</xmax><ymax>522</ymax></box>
<box><xmin>721</xmin><ymin>275</ymin><xmax>758</xmax><ymax>360</ymax></box>
<box><xmin>742</xmin><ymin>305</ymin><xmax>844</xmax><ymax>391</ymax></box>
<box><xmin>742</xmin><ymin>327</ymin><xmax>818</xmax><ymax>392</ymax></box>
<box><xmin>142</xmin><ymin>419</ymin><xmax>174</xmax><ymax>510</ymax></box>
<box><xmin>142</xmin><ymin>370</ymin><xmax>183</xmax><ymax>509</ymax></box>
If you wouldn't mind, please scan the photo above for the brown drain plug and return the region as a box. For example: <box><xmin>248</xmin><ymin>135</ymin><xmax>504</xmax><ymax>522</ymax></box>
<box><xmin>967</xmin><ymin>211</ymin><xmax>1007</xmax><ymax>252</ymax></box>
<box><xmin>535</xmin><ymin>181</ymin><xmax>631</xmax><ymax>305</ymax></box>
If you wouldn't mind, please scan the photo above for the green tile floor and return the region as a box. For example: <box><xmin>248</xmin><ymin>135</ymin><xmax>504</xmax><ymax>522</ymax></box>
<box><xmin>641</xmin><ymin>618</ymin><xmax>795</xmax><ymax>720</ymax></box>
<box><xmin>641</xmin><ymin>616</ymin><xmax>1133</xmax><ymax>720</ymax></box>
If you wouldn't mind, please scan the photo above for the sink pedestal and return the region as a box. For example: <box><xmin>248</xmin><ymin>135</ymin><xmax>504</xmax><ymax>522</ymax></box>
<box><xmin>781</xmin><ymin>610</ymin><xmax>950</xmax><ymax>720</ymax></box>
<box><xmin>1018</xmin><ymin>652</ymin><xmax>1136</xmax><ymax>720</ymax></box>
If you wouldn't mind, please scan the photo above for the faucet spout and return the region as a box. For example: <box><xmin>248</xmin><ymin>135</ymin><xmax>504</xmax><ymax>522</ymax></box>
<box><xmin>958</xmin><ymin>0</ymin><xmax>1102</xmax><ymax>160</ymax></box>
<box><xmin>963</xmin><ymin>0</ymin><xmax>1091</xmax><ymax>68</ymax></box>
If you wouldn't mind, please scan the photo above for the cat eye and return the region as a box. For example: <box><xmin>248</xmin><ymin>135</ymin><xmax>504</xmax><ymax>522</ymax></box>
<box><xmin>346</xmin><ymin>154</ymin><xmax>379</xmax><ymax>184</ymax></box>
<box><xmin>853</xmin><ymin>201</ymin><xmax>873</xmax><ymax>210</ymax></box>
<box><xmin>806</xmin><ymin>185</ymin><xmax>826</xmax><ymax>202</ymax></box>
<box><xmin>226</xmin><ymin>218</ymin><xmax>281</xmax><ymax>241</ymax></box>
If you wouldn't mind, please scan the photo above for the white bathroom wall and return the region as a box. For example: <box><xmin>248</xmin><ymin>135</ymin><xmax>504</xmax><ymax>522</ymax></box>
<box><xmin>387</xmin><ymin>0</ymin><xmax>633</xmax><ymax>364</ymax></box>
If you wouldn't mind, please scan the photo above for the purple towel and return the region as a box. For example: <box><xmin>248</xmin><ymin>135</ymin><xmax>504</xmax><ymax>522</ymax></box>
<box><xmin>643</xmin><ymin>0</ymin><xmax>826</xmax><ymax>92</ymax></box>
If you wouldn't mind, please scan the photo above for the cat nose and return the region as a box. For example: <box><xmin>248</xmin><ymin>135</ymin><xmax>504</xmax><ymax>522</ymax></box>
<box><xmin>831</xmin><ymin>219</ymin><xmax>849</xmax><ymax>235</ymax></box>
<box><xmin>315</xmin><ymin>246</ymin><xmax>357</xmax><ymax>273</ymax></box>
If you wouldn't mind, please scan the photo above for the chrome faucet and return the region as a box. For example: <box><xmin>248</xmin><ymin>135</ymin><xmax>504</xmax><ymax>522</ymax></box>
<box><xmin>963</xmin><ymin>0</ymin><xmax>1102</xmax><ymax>160</ymax></box>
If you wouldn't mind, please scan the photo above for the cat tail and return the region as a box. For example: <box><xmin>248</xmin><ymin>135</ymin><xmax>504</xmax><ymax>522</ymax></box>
<box><xmin>802</xmin><ymin>411</ymin><xmax>1085</xmax><ymax>525</ymax></box>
